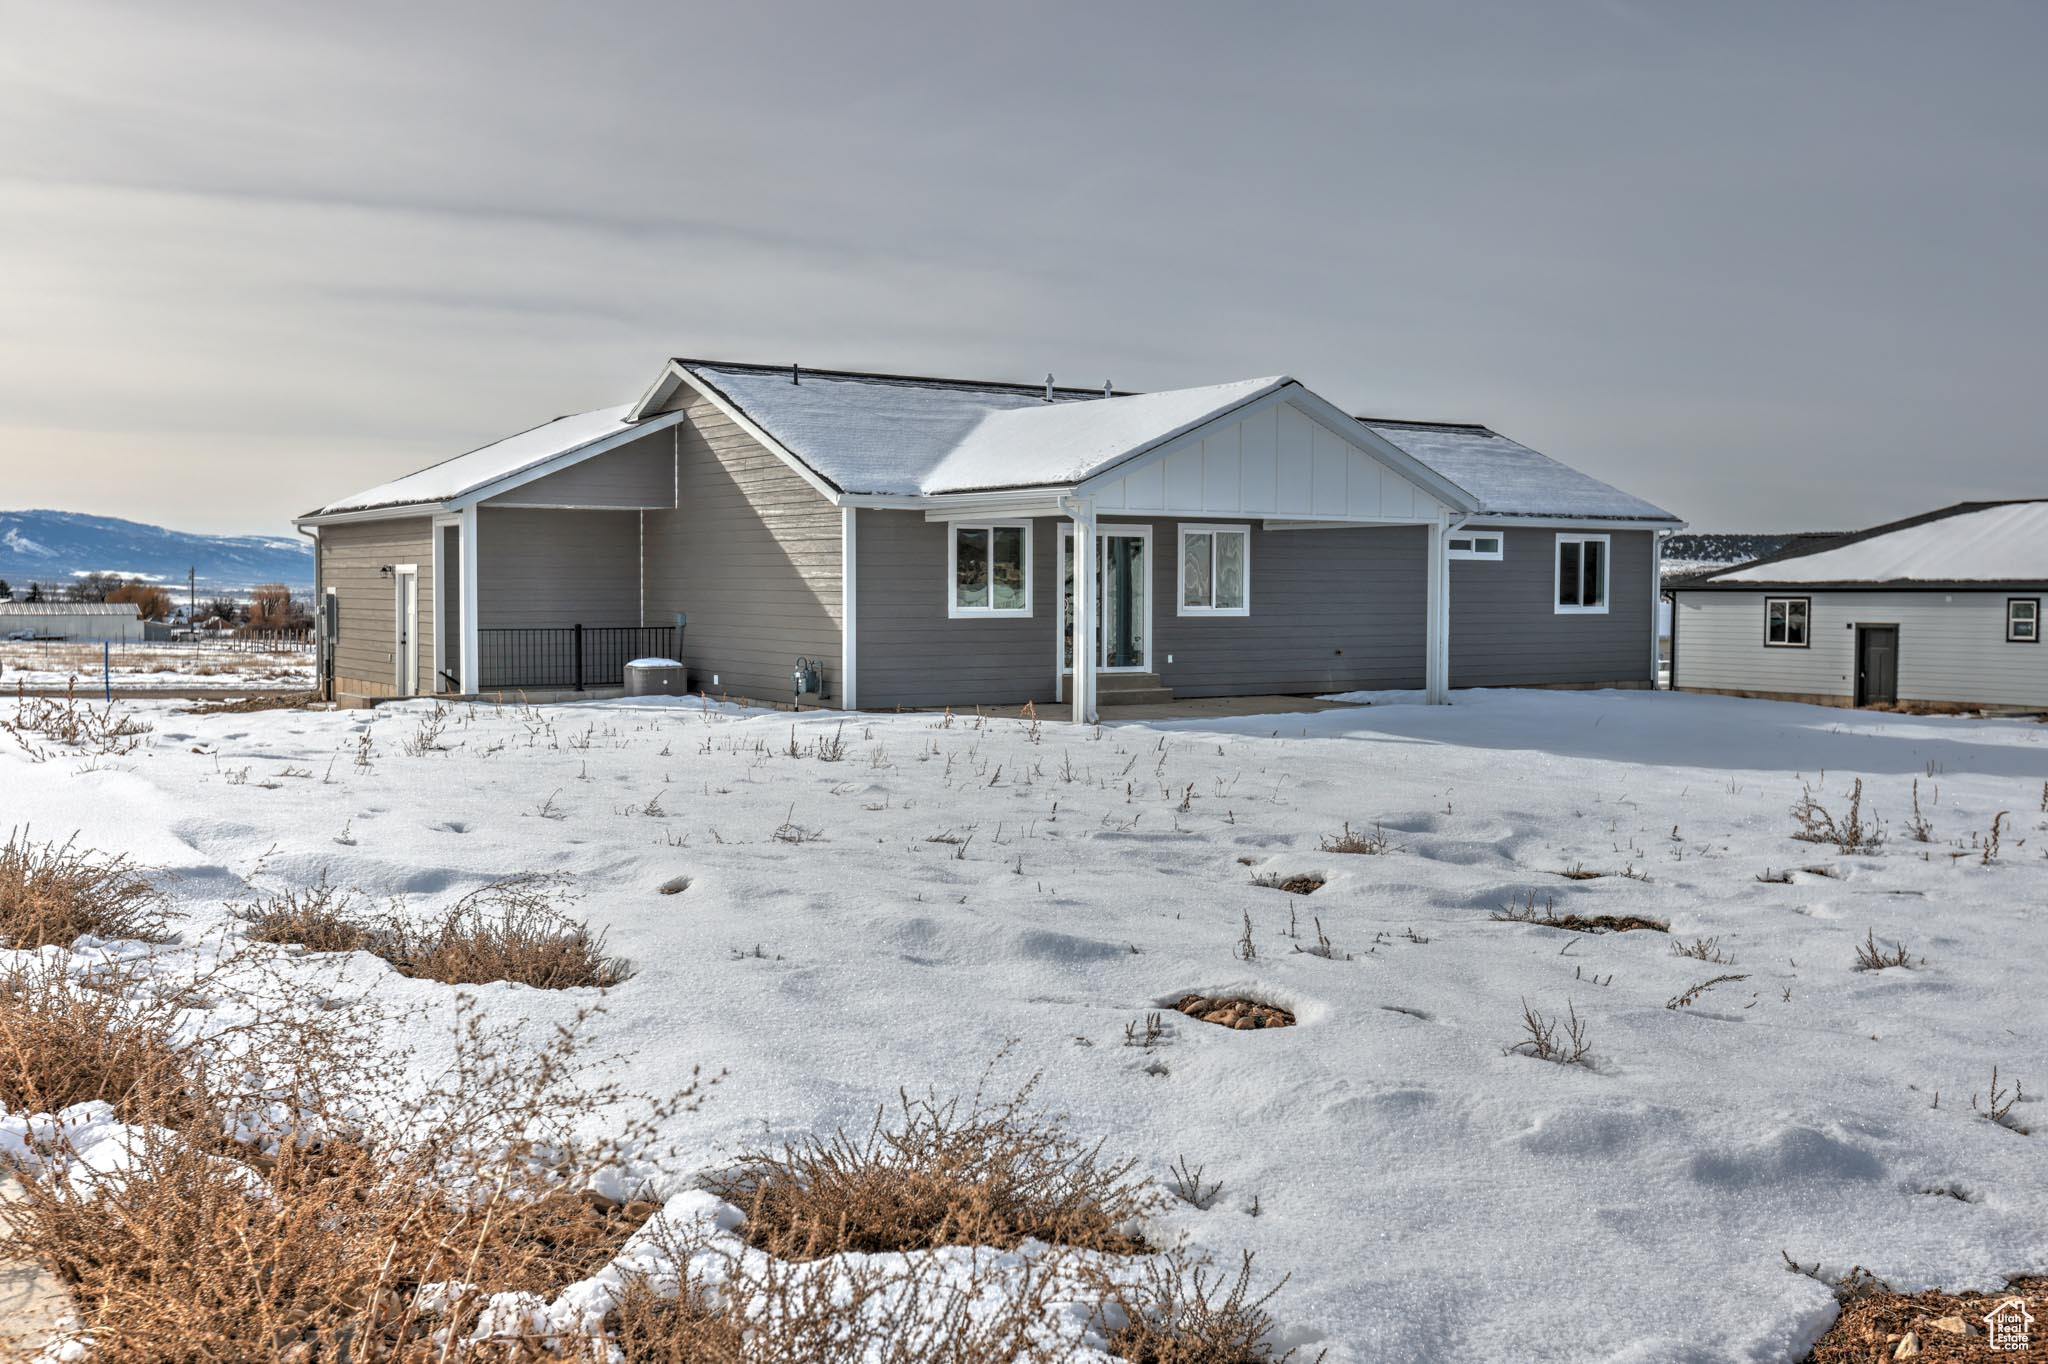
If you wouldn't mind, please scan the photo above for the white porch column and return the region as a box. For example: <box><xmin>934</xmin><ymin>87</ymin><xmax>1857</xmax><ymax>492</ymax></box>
<box><xmin>1651</xmin><ymin>529</ymin><xmax>1667</xmax><ymax>690</ymax></box>
<box><xmin>1425</xmin><ymin>516</ymin><xmax>1449</xmax><ymax>704</ymax></box>
<box><xmin>459</xmin><ymin>503</ymin><xmax>480</xmax><ymax>694</ymax></box>
<box><xmin>839</xmin><ymin>504</ymin><xmax>859</xmax><ymax>710</ymax></box>
<box><xmin>1071</xmin><ymin>503</ymin><xmax>1098</xmax><ymax>724</ymax></box>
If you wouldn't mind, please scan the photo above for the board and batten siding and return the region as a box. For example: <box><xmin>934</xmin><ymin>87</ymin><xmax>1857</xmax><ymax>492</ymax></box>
<box><xmin>1674</xmin><ymin>589</ymin><xmax>2048</xmax><ymax>709</ymax></box>
<box><xmin>475</xmin><ymin>508</ymin><xmax>641</xmax><ymax>627</ymax></box>
<box><xmin>641</xmin><ymin>394</ymin><xmax>842</xmax><ymax>702</ymax></box>
<box><xmin>1450</xmin><ymin>527</ymin><xmax>1656</xmax><ymax>687</ymax></box>
<box><xmin>316</xmin><ymin>517</ymin><xmax>435</xmax><ymax>698</ymax></box>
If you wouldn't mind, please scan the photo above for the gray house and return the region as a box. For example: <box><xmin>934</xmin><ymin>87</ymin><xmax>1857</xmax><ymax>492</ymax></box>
<box><xmin>295</xmin><ymin>359</ymin><xmax>1681</xmax><ymax>717</ymax></box>
<box><xmin>1670</xmin><ymin>499</ymin><xmax>2048</xmax><ymax>711</ymax></box>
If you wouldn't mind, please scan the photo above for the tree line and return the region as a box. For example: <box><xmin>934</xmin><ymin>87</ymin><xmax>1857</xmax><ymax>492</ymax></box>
<box><xmin>0</xmin><ymin>575</ymin><xmax>311</xmax><ymax>628</ymax></box>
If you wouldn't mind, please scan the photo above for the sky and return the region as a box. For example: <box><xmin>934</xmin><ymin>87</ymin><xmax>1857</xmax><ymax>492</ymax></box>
<box><xmin>0</xmin><ymin>1</ymin><xmax>2042</xmax><ymax>536</ymax></box>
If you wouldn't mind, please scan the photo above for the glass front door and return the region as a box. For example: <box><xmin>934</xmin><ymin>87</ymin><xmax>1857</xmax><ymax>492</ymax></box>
<box><xmin>1062</xmin><ymin>528</ymin><xmax>1149</xmax><ymax>672</ymax></box>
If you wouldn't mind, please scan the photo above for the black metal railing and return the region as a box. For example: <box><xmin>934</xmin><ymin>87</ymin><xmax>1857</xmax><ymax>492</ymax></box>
<box><xmin>477</xmin><ymin>625</ymin><xmax>676</xmax><ymax>691</ymax></box>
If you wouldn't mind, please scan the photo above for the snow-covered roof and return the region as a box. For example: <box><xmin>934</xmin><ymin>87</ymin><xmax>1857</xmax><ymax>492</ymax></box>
<box><xmin>1360</xmin><ymin>420</ymin><xmax>1678</xmax><ymax>523</ymax></box>
<box><xmin>308</xmin><ymin>405</ymin><xmax>676</xmax><ymax>516</ymax></box>
<box><xmin>302</xmin><ymin>358</ymin><xmax>1675</xmax><ymax>525</ymax></box>
<box><xmin>0</xmin><ymin>601</ymin><xmax>141</xmax><ymax>616</ymax></box>
<box><xmin>1701</xmin><ymin>500</ymin><xmax>2048</xmax><ymax>586</ymax></box>
<box><xmin>685</xmin><ymin>362</ymin><xmax>1287</xmax><ymax>495</ymax></box>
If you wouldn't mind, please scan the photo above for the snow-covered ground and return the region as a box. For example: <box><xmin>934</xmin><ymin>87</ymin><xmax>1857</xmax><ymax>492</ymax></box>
<box><xmin>0</xmin><ymin>641</ymin><xmax>314</xmax><ymax>691</ymax></box>
<box><xmin>6</xmin><ymin>688</ymin><xmax>2046</xmax><ymax>1361</ymax></box>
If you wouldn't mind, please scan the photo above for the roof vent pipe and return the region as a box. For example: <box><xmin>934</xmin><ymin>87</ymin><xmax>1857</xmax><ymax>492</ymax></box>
<box><xmin>1103</xmin><ymin>379</ymin><xmax>1112</xmax><ymax>398</ymax></box>
<box><xmin>1044</xmin><ymin>373</ymin><xmax>1053</xmax><ymax>403</ymax></box>
<box><xmin>791</xmin><ymin>362</ymin><xmax>800</xmax><ymax>386</ymax></box>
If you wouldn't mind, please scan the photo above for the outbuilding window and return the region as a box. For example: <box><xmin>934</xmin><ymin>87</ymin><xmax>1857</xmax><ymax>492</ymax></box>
<box><xmin>1765</xmin><ymin>597</ymin><xmax>1810</xmax><ymax>648</ymax></box>
<box><xmin>950</xmin><ymin>523</ymin><xmax>1032</xmax><ymax>617</ymax></box>
<box><xmin>1178</xmin><ymin>525</ymin><xmax>1250</xmax><ymax>616</ymax></box>
<box><xmin>1448</xmin><ymin>533</ymin><xmax>1504</xmax><ymax>561</ymax></box>
<box><xmin>2009</xmin><ymin>598</ymin><xmax>2040</xmax><ymax>643</ymax></box>
<box><xmin>1554</xmin><ymin>533</ymin><xmax>1609</xmax><ymax>614</ymax></box>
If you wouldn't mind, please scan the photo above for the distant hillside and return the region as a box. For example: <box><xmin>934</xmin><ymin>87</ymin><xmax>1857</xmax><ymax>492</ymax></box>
<box><xmin>1663</xmin><ymin>530</ymin><xmax>1848</xmax><ymax>582</ymax></box>
<box><xmin>0</xmin><ymin>510</ymin><xmax>312</xmax><ymax>593</ymax></box>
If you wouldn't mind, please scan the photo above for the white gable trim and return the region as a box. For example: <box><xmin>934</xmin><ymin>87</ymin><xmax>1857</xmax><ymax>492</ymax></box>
<box><xmin>1079</xmin><ymin>387</ymin><xmax>1479</xmax><ymax>523</ymax></box>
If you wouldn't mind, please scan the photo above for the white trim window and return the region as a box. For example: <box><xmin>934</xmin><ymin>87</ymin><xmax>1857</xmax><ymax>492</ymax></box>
<box><xmin>1178</xmin><ymin>524</ymin><xmax>1251</xmax><ymax>616</ymax></box>
<box><xmin>1447</xmin><ymin>532</ymin><xmax>1504</xmax><ymax>561</ymax></box>
<box><xmin>1765</xmin><ymin>596</ymin><xmax>1810</xmax><ymax>647</ymax></box>
<box><xmin>949</xmin><ymin>522</ymin><xmax>1032</xmax><ymax>617</ymax></box>
<box><xmin>1554</xmin><ymin>533</ymin><xmax>1610</xmax><ymax>614</ymax></box>
<box><xmin>2008</xmin><ymin>597</ymin><xmax>2039</xmax><ymax>643</ymax></box>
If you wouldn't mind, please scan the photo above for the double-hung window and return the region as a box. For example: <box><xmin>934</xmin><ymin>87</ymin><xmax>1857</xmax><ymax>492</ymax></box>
<box><xmin>1554</xmin><ymin>533</ymin><xmax>1609</xmax><ymax>613</ymax></box>
<box><xmin>950</xmin><ymin>523</ymin><xmax>1031</xmax><ymax>617</ymax></box>
<box><xmin>1447</xmin><ymin>532</ymin><xmax>1504</xmax><ymax>561</ymax></box>
<box><xmin>1178</xmin><ymin>524</ymin><xmax>1250</xmax><ymax>616</ymax></box>
<box><xmin>2009</xmin><ymin>597</ymin><xmax>2040</xmax><ymax>643</ymax></box>
<box><xmin>1765</xmin><ymin>597</ymin><xmax>1810</xmax><ymax>647</ymax></box>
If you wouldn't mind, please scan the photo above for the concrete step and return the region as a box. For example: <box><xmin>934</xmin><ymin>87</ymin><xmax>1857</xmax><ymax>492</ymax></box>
<box><xmin>1097</xmin><ymin>673</ymin><xmax>1174</xmax><ymax>706</ymax></box>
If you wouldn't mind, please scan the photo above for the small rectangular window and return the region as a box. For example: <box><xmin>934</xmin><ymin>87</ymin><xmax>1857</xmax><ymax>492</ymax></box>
<box><xmin>1447</xmin><ymin>533</ymin><xmax>1504</xmax><ymax>561</ymax></box>
<box><xmin>949</xmin><ymin>522</ymin><xmax>1032</xmax><ymax>617</ymax></box>
<box><xmin>1555</xmin><ymin>534</ymin><xmax>1609</xmax><ymax>613</ymax></box>
<box><xmin>1178</xmin><ymin>525</ymin><xmax>1251</xmax><ymax>616</ymax></box>
<box><xmin>2009</xmin><ymin>597</ymin><xmax>2039</xmax><ymax>644</ymax></box>
<box><xmin>1765</xmin><ymin>596</ymin><xmax>1810</xmax><ymax>647</ymax></box>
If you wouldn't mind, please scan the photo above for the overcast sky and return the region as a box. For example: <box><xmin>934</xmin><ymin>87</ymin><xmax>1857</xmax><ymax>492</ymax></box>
<box><xmin>1</xmin><ymin>2</ymin><xmax>2042</xmax><ymax>536</ymax></box>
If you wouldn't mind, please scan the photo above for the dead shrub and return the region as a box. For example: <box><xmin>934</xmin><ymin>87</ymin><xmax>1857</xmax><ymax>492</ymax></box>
<box><xmin>705</xmin><ymin>1083</ymin><xmax>1154</xmax><ymax>1262</ymax></box>
<box><xmin>240</xmin><ymin>874</ymin><xmax>630</xmax><ymax>989</ymax></box>
<box><xmin>1103</xmin><ymin>1249</ymin><xmax>1309</xmax><ymax>1364</ymax></box>
<box><xmin>0</xmin><ymin>958</ymin><xmax>188</xmax><ymax>1119</ymax></box>
<box><xmin>1505</xmin><ymin>998</ymin><xmax>1593</xmax><ymax>1067</ymax></box>
<box><xmin>3</xmin><ymin>681</ymin><xmax>153</xmax><ymax>760</ymax></box>
<box><xmin>0</xmin><ymin>829</ymin><xmax>170</xmax><ymax>948</ymax></box>
<box><xmin>1852</xmin><ymin>928</ymin><xmax>1915</xmax><ymax>972</ymax></box>
<box><xmin>4</xmin><ymin>994</ymin><xmax>706</xmax><ymax>1362</ymax></box>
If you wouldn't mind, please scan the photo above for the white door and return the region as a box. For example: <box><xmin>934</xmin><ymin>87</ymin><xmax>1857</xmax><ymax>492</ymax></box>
<box><xmin>394</xmin><ymin>567</ymin><xmax>419</xmax><ymax>697</ymax></box>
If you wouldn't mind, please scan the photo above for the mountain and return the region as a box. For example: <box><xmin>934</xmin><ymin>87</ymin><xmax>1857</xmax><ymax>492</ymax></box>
<box><xmin>0</xmin><ymin>510</ymin><xmax>312</xmax><ymax>593</ymax></box>
<box><xmin>1662</xmin><ymin>530</ymin><xmax>1849</xmax><ymax>582</ymax></box>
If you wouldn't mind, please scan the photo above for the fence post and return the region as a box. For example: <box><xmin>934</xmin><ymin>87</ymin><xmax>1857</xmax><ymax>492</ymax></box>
<box><xmin>104</xmin><ymin>642</ymin><xmax>111</xmax><ymax>702</ymax></box>
<box><xmin>573</xmin><ymin>623</ymin><xmax>584</xmax><ymax>692</ymax></box>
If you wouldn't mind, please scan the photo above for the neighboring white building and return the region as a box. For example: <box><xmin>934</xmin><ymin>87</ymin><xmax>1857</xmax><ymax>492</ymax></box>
<box><xmin>0</xmin><ymin>601</ymin><xmax>147</xmax><ymax>642</ymax></box>
<box><xmin>1669</xmin><ymin>500</ymin><xmax>2047</xmax><ymax>711</ymax></box>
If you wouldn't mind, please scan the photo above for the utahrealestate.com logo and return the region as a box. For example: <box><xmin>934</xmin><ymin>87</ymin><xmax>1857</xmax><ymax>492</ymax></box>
<box><xmin>1984</xmin><ymin>1296</ymin><xmax>2033</xmax><ymax>1352</ymax></box>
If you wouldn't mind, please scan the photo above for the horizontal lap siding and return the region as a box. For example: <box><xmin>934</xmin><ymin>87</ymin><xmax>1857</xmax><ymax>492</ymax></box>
<box><xmin>1152</xmin><ymin>521</ymin><xmax>1426</xmax><ymax>697</ymax></box>
<box><xmin>481</xmin><ymin>430</ymin><xmax>675</xmax><ymax>508</ymax></box>
<box><xmin>1675</xmin><ymin>589</ymin><xmax>2048</xmax><ymax>707</ymax></box>
<box><xmin>318</xmin><ymin>517</ymin><xmax>434</xmax><ymax>697</ymax></box>
<box><xmin>642</xmin><ymin>397</ymin><xmax>842</xmax><ymax>702</ymax></box>
<box><xmin>1450</xmin><ymin>528</ymin><xmax>1654</xmax><ymax>687</ymax></box>
<box><xmin>856</xmin><ymin>512</ymin><xmax>1058</xmax><ymax>709</ymax></box>
<box><xmin>477</xmin><ymin>508</ymin><xmax>641</xmax><ymax>627</ymax></box>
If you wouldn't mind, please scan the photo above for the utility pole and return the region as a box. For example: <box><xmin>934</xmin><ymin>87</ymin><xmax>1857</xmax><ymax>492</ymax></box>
<box><xmin>188</xmin><ymin>567</ymin><xmax>196</xmax><ymax>627</ymax></box>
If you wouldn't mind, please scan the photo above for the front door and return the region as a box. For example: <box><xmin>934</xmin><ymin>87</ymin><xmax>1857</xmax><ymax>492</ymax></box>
<box><xmin>1856</xmin><ymin>625</ymin><xmax>1897</xmax><ymax>706</ymax></box>
<box><xmin>394</xmin><ymin>567</ymin><xmax>419</xmax><ymax>697</ymax></box>
<box><xmin>1061</xmin><ymin>526</ymin><xmax>1151</xmax><ymax>675</ymax></box>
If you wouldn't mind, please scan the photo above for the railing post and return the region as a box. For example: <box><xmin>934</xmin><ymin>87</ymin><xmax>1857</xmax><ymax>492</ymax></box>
<box><xmin>573</xmin><ymin>623</ymin><xmax>584</xmax><ymax>691</ymax></box>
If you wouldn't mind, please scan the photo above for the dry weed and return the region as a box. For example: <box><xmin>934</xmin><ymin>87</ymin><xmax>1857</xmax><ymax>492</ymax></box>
<box><xmin>0</xmin><ymin>829</ymin><xmax>170</xmax><ymax>948</ymax></box>
<box><xmin>1103</xmin><ymin>1249</ymin><xmax>1313</xmax><ymax>1364</ymax></box>
<box><xmin>706</xmin><ymin>1083</ymin><xmax>1154</xmax><ymax>1261</ymax></box>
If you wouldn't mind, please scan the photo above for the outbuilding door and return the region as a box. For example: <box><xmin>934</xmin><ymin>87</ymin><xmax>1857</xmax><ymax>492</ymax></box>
<box><xmin>394</xmin><ymin>566</ymin><xmax>419</xmax><ymax>697</ymax></box>
<box><xmin>1855</xmin><ymin>625</ymin><xmax>1897</xmax><ymax>706</ymax></box>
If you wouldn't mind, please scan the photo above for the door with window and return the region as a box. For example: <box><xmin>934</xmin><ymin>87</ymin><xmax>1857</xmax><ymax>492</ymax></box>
<box><xmin>1060</xmin><ymin>526</ymin><xmax>1151</xmax><ymax>674</ymax></box>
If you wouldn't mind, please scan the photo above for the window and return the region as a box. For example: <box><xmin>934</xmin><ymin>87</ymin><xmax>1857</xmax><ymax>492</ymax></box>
<box><xmin>949</xmin><ymin>523</ymin><xmax>1031</xmax><ymax>617</ymax></box>
<box><xmin>1178</xmin><ymin>524</ymin><xmax>1250</xmax><ymax>616</ymax></box>
<box><xmin>1765</xmin><ymin>596</ymin><xmax>1810</xmax><ymax>647</ymax></box>
<box><xmin>1447</xmin><ymin>533</ymin><xmax>1504</xmax><ymax>561</ymax></box>
<box><xmin>2009</xmin><ymin>597</ymin><xmax>2040</xmax><ymax>644</ymax></box>
<box><xmin>1554</xmin><ymin>533</ymin><xmax>1609</xmax><ymax>613</ymax></box>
